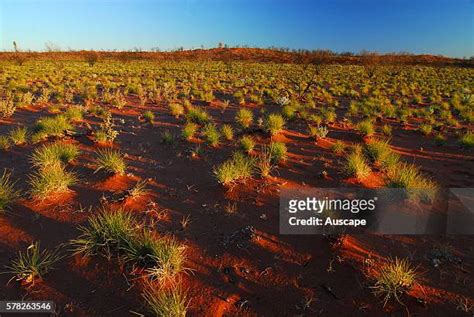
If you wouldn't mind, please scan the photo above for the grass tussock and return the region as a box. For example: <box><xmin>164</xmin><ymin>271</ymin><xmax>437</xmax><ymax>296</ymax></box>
<box><xmin>269</xmin><ymin>141</ymin><xmax>287</xmax><ymax>163</ymax></box>
<box><xmin>6</xmin><ymin>242</ymin><xmax>62</xmax><ymax>283</ymax></box>
<box><xmin>202</xmin><ymin>124</ymin><xmax>221</xmax><ymax>147</ymax></box>
<box><xmin>344</xmin><ymin>146</ymin><xmax>371</xmax><ymax>180</ymax></box>
<box><xmin>9</xmin><ymin>127</ymin><xmax>29</xmax><ymax>145</ymax></box>
<box><xmin>29</xmin><ymin>164</ymin><xmax>77</xmax><ymax>200</ymax></box>
<box><xmin>142</xmin><ymin>283</ymin><xmax>189</xmax><ymax>317</ymax></box>
<box><xmin>235</xmin><ymin>108</ymin><xmax>253</xmax><ymax>129</ymax></box>
<box><xmin>31</xmin><ymin>142</ymin><xmax>80</xmax><ymax>169</ymax></box>
<box><xmin>71</xmin><ymin>209</ymin><xmax>187</xmax><ymax>283</ymax></box>
<box><xmin>0</xmin><ymin>170</ymin><xmax>20</xmax><ymax>213</ymax></box>
<box><xmin>386</xmin><ymin>162</ymin><xmax>437</xmax><ymax>201</ymax></box>
<box><xmin>265</xmin><ymin>113</ymin><xmax>285</xmax><ymax>136</ymax></box>
<box><xmin>214</xmin><ymin>152</ymin><xmax>255</xmax><ymax>186</ymax></box>
<box><xmin>94</xmin><ymin>148</ymin><xmax>127</xmax><ymax>175</ymax></box>
<box><xmin>372</xmin><ymin>257</ymin><xmax>418</xmax><ymax>306</ymax></box>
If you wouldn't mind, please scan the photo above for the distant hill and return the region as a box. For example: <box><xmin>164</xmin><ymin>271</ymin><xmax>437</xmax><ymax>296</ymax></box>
<box><xmin>0</xmin><ymin>47</ymin><xmax>471</xmax><ymax>67</ymax></box>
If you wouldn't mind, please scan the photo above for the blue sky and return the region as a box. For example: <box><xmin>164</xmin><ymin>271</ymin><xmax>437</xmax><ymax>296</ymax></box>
<box><xmin>0</xmin><ymin>0</ymin><xmax>472</xmax><ymax>57</ymax></box>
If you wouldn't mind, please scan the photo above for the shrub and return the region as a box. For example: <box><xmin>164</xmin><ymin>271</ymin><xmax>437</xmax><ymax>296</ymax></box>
<box><xmin>29</xmin><ymin>165</ymin><xmax>77</xmax><ymax>199</ymax></box>
<box><xmin>269</xmin><ymin>141</ymin><xmax>287</xmax><ymax>163</ymax></box>
<box><xmin>186</xmin><ymin>107</ymin><xmax>211</xmax><ymax>124</ymax></box>
<box><xmin>214</xmin><ymin>152</ymin><xmax>255</xmax><ymax>186</ymax></box>
<box><xmin>459</xmin><ymin>131</ymin><xmax>474</xmax><ymax>149</ymax></box>
<box><xmin>372</xmin><ymin>258</ymin><xmax>418</xmax><ymax>306</ymax></box>
<box><xmin>94</xmin><ymin>112</ymin><xmax>118</xmax><ymax>144</ymax></box>
<box><xmin>344</xmin><ymin>147</ymin><xmax>371</xmax><ymax>180</ymax></box>
<box><xmin>357</xmin><ymin>119</ymin><xmax>375</xmax><ymax>136</ymax></box>
<box><xmin>386</xmin><ymin>162</ymin><xmax>437</xmax><ymax>201</ymax></box>
<box><xmin>182</xmin><ymin>122</ymin><xmax>198</xmax><ymax>140</ymax></box>
<box><xmin>282</xmin><ymin>105</ymin><xmax>296</xmax><ymax>120</ymax></box>
<box><xmin>240</xmin><ymin>135</ymin><xmax>255</xmax><ymax>153</ymax></box>
<box><xmin>31</xmin><ymin>142</ymin><xmax>80</xmax><ymax>169</ymax></box>
<box><xmin>94</xmin><ymin>148</ymin><xmax>126</xmax><ymax>175</ymax></box>
<box><xmin>143</xmin><ymin>111</ymin><xmax>155</xmax><ymax>123</ymax></box>
<box><xmin>6</xmin><ymin>242</ymin><xmax>62</xmax><ymax>283</ymax></box>
<box><xmin>235</xmin><ymin>108</ymin><xmax>253</xmax><ymax>129</ymax></box>
<box><xmin>221</xmin><ymin>124</ymin><xmax>234</xmax><ymax>141</ymax></box>
<box><xmin>0</xmin><ymin>170</ymin><xmax>20</xmax><ymax>212</ymax></box>
<box><xmin>202</xmin><ymin>124</ymin><xmax>220</xmax><ymax>147</ymax></box>
<box><xmin>9</xmin><ymin>127</ymin><xmax>29</xmax><ymax>145</ymax></box>
<box><xmin>0</xmin><ymin>98</ymin><xmax>16</xmax><ymax>118</ymax></box>
<box><xmin>143</xmin><ymin>285</ymin><xmax>188</xmax><ymax>317</ymax></box>
<box><xmin>169</xmin><ymin>103</ymin><xmax>184</xmax><ymax>118</ymax></box>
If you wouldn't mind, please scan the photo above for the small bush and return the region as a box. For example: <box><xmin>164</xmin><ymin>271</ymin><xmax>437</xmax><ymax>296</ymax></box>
<box><xmin>364</xmin><ymin>139</ymin><xmax>398</xmax><ymax>170</ymax></box>
<box><xmin>240</xmin><ymin>135</ymin><xmax>255</xmax><ymax>153</ymax></box>
<box><xmin>235</xmin><ymin>108</ymin><xmax>253</xmax><ymax>129</ymax></box>
<box><xmin>202</xmin><ymin>124</ymin><xmax>220</xmax><ymax>147</ymax></box>
<box><xmin>162</xmin><ymin>130</ymin><xmax>175</xmax><ymax>145</ymax></box>
<box><xmin>256</xmin><ymin>147</ymin><xmax>274</xmax><ymax>178</ymax></box>
<box><xmin>265</xmin><ymin>113</ymin><xmax>285</xmax><ymax>136</ymax></box>
<box><xmin>382</xmin><ymin>124</ymin><xmax>392</xmax><ymax>136</ymax></box>
<box><xmin>6</xmin><ymin>242</ymin><xmax>62</xmax><ymax>283</ymax></box>
<box><xmin>372</xmin><ymin>258</ymin><xmax>418</xmax><ymax>306</ymax></box>
<box><xmin>221</xmin><ymin>124</ymin><xmax>234</xmax><ymax>141</ymax></box>
<box><xmin>94</xmin><ymin>148</ymin><xmax>126</xmax><ymax>175</ymax></box>
<box><xmin>182</xmin><ymin>122</ymin><xmax>198</xmax><ymax>140</ymax></box>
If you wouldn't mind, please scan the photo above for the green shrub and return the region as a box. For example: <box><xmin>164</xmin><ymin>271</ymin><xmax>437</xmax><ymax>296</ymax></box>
<box><xmin>34</xmin><ymin>115</ymin><xmax>72</xmax><ymax>139</ymax></box>
<box><xmin>331</xmin><ymin>140</ymin><xmax>346</xmax><ymax>154</ymax></box>
<box><xmin>143</xmin><ymin>285</ymin><xmax>188</xmax><ymax>317</ymax></box>
<box><xmin>419</xmin><ymin>124</ymin><xmax>432</xmax><ymax>136</ymax></box>
<box><xmin>382</xmin><ymin>125</ymin><xmax>392</xmax><ymax>136</ymax></box>
<box><xmin>162</xmin><ymin>130</ymin><xmax>176</xmax><ymax>145</ymax></box>
<box><xmin>282</xmin><ymin>105</ymin><xmax>296</xmax><ymax>120</ymax></box>
<box><xmin>64</xmin><ymin>106</ymin><xmax>84</xmax><ymax>121</ymax></box>
<box><xmin>308</xmin><ymin>125</ymin><xmax>328</xmax><ymax>139</ymax></box>
<box><xmin>386</xmin><ymin>162</ymin><xmax>437</xmax><ymax>201</ymax></box>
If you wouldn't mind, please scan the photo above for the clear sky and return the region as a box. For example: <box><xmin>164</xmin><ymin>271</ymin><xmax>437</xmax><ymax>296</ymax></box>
<box><xmin>0</xmin><ymin>0</ymin><xmax>472</xmax><ymax>57</ymax></box>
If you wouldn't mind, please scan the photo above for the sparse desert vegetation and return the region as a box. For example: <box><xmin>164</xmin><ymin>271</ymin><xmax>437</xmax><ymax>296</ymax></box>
<box><xmin>0</xmin><ymin>49</ymin><xmax>472</xmax><ymax>316</ymax></box>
